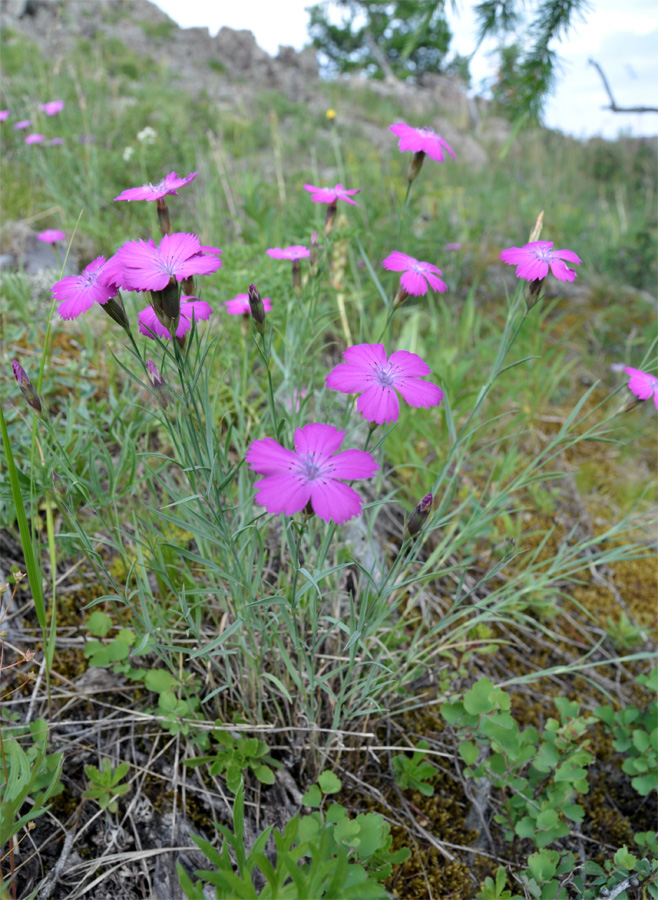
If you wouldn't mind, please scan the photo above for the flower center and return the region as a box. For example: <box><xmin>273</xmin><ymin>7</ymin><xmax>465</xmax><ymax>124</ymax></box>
<box><xmin>533</xmin><ymin>246</ymin><xmax>553</xmax><ymax>261</ymax></box>
<box><xmin>298</xmin><ymin>453</ymin><xmax>323</xmax><ymax>481</ymax></box>
<box><xmin>374</xmin><ymin>363</ymin><xmax>396</xmax><ymax>388</ymax></box>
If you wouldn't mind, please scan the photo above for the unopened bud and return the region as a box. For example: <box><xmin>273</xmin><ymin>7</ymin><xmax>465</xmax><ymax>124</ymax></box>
<box><xmin>393</xmin><ymin>286</ymin><xmax>409</xmax><ymax>308</ymax></box>
<box><xmin>51</xmin><ymin>470</ymin><xmax>66</xmax><ymax>500</ymax></box>
<box><xmin>12</xmin><ymin>360</ymin><xmax>42</xmax><ymax>413</ymax></box>
<box><xmin>310</xmin><ymin>230</ymin><xmax>319</xmax><ymax>273</ymax></box>
<box><xmin>146</xmin><ymin>359</ymin><xmax>173</xmax><ymax>409</ymax></box>
<box><xmin>102</xmin><ymin>292</ymin><xmax>131</xmax><ymax>331</ymax></box>
<box><xmin>404</xmin><ymin>493</ymin><xmax>433</xmax><ymax>540</ymax></box>
<box><xmin>248</xmin><ymin>284</ymin><xmax>266</xmax><ymax>335</ymax></box>
<box><xmin>408</xmin><ymin>150</ymin><xmax>426</xmax><ymax>183</ymax></box>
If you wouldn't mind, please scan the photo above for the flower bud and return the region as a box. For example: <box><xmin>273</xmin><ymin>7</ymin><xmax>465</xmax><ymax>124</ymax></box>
<box><xmin>146</xmin><ymin>359</ymin><xmax>173</xmax><ymax>409</ymax></box>
<box><xmin>12</xmin><ymin>360</ymin><xmax>42</xmax><ymax>414</ymax></box>
<box><xmin>310</xmin><ymin>229</ymin><xmax>319</xmax><ymax>273</ymax></box>
<box><xmin>101</xmin><ymin>292</ymin><xmax>131</xmax><ymax>331</ymax></box>
<box><xmin>51</xmin><ymin>469</ymin><xmax>67</xmax><ymax>500</ymax></box>
<box><xmin>393</xmin><ymin>286</ymin><xmax>409</xmax><ymax>308</ymax></box>
<box><xmin>404</xmin><ymin>493</ymin><xmax>433</xmax><ymax>540</ymax></box>
<box><xmin>248</xmin><ymin>283</ymin><xmax>266</xmax><ymax>335</ymax></box>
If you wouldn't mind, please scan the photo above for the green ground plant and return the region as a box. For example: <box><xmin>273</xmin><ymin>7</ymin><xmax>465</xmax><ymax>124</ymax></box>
<box><xmin>178</xmin><ymin>775</ymin><xmax>408</xmax><ymax>898</ymax></box>
<box><xmin>82</xmin><ymin>759</ymin><xmax>131</xmax><ymax>813</ymax></box>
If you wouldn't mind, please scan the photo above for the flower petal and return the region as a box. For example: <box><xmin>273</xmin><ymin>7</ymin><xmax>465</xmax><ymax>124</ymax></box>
<box><xmin>395</xmin><ymin>377</ymin><xmax>443</xmax><ymax>410</ymax></box>
<box><xmin>342</xmin><ymin>343</ymin><xmax>388</xmax><ymax>367</ymax></box>
<box><xmin>400</xmin><ymin>270</ymin><xmax>429</xmax><ymax>296</ymax></box>
<box><xmin>382</xmin><ymin>251</ymin><xmax>414</xmax><ymax>272</ymax></box>
<box><xmin>309</xmin><ymin>479</ymin><xmax>364</xmax><ymax>524</ymax></box>
<box><xmin>246</xmin><ymin>437</ymin><xmax>299</xmax><ymax>475</ymax></box>
<box><xmin>326</xmin><ymin>449</ymin><xmax>378</xmax><ymax>480</ymax></box>
<box><xmin>294</xmin><ymin>423</ymin><xmax>344</xmax><ymax>458</ymax></box>
<box><xmin>388</xmin><ymin>350</ymin><xmax>432</xmax><ymax>378</ymax></box>
<box><xmin>356</xmin><ymin>384</ymin><xmax>399</xmax><ymax>424</ymax></box>
<box><xmin>326</xmin><ymin>363</ymin><xmax>373</xmax><ymax>393</ymax></box>
<box><xmin>253</xmin><ymin>473</ymin><xmax>311</xmax><ymax>516</ymax></box>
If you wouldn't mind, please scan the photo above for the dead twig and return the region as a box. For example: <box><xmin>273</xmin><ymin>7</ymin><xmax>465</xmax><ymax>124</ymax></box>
<box><xmin>589</xmin><ymin>59</ymin><xmax>658</xmax><ymax>113</ymax></box>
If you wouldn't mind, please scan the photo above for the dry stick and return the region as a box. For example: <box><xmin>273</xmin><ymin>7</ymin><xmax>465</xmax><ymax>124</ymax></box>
<box><xmin>36</xmin><ymin>828</ymin><xmax>77</xmax><ymax>900</ymax></box>
<box><xmin>589</xmin><ymin>59</ymin><xmax>658</xmax><ymax>113</ymax></box>
<box><xmin>24</xmin><ymin>654</ymin><xmax>47</xmax><ymax>724</ymax></box>
<box><xmin>592</xmin><ymin>866</ymin><xmax>649</xmax><ymax>900</ymax></box>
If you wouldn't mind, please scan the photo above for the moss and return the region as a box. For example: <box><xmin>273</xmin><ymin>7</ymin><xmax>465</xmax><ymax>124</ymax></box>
<box><xmin>137</xmin><ymin>19</ymin><xmax>177</xmax><ymax>43</ymax></box>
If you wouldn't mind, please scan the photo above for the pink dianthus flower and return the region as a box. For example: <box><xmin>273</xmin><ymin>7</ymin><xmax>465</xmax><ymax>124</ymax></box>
<box><xmin>138</xmin><ymin>296</ymin><xmax>212</xmax><ymax>340</ymax></box>
<box><xmin>48</xmin><ymin>137</ymin><xmax>63</xmax><ymax>146</ymax></box>
<box><xmin>38</xmin><ymin>229</ymin><xmax>66</xmax><ymax>244</ymax></box>
<box><xmin>40</xmin><ymin>100</ymin><xmax>64</xmax><ymax>116</ymax></box>
<box><xmin>26</xmin><ymin>133</ymin><xmax>45</xmax><ymax>144</ymax></box>
<box><xmin>0</xmin><ymin>110</ymin><xmax>9</xmax><ymax>121</ymax></box>
<box><xmin>382</xmin><ymin>251</ymin><xmax>447</xmax><ymax>299</ymax></box>
<box><xmin>14</xmin><ymin>119</ymin><xmax>31</xmax><ymax>130</ymax></box>
<box><xmin>326</xmin><ymin>343</ymin><xmax>443</xmax><ymax>425</ymax></box>
<box><xmin>102</xmin><ymin>233</ymin><xmax>221</xmax><ymax>292</ymax></box>
<box><xmin>389</xmin><ymin>122</ymin><xmax>455</xmax><ymax>163</ymax></box>
<box><xmin>53</xmin><ymin>256</ymin><xmax>119</xmax><ymax>319</ymax></box>
<box><xmin>114</xmin><ymin>170</ymin><xmax>198</xmax><ymax>202</ymax></box>
<box><xmin>246</xmin><ymin>423</ymin><xmax>378</xmax><ymax>525</ymax></box>
<box><xmin>266</xmin><ymin>245</ymin><xmax>310</xmax><ymax>262</ymax></box>
<box><xmin>223</xmin><ymin>293</ymin><xmax>273</xmax><ymax>316</ymax></box>
<box><xmin>499</xmin><ymin>241</ymin><xmax>582</xmax><ymax>283</ymax></box>
<box><xmin>303</xmin><ymin>183</ymin><xmax>361</xmax><ymax>206</ymax></box>
<box><xmin>624</xmin><ymin>367</ymin><xmax>658</xmax><ymax>409</ymax></box>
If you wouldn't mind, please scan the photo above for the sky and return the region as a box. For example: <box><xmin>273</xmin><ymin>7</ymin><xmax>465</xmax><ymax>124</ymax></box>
<box><xmin>152</xmin><ymin>0</ymin><xmax>658</xmax><ymax>140</ymax></box>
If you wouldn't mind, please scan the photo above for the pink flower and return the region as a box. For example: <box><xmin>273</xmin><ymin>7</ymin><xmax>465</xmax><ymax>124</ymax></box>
<box><xmin>499</xmin><ymin>241</ymin><xmax>582</xmax><ymax>283</ymax></box>
<box><xmin>53</xmin><ymin>256</ymin><xmax>119</xmax><ymax>319</ymax></box>
<box><xmin>444</xmin><ymin>242</ymin><xmax>462</xmax><ymax>251</ymax></box>
<box><xmin>138</xmin><ymin>296</ymin><xmax>212</xmax><ymax>340</ymax></box>
<box><xmin>303</xmin><ymin>183</ymin><xmax>361</xmax><ymax>206</ymax></box>
<box><xmin>624</xmin><ymin>367</ymin><xmax>658</xmax><ymax>409</ymax></box>
<box><xmin>102</xmin><ymin>233</ymin><xmax>221</xmax><ymax>292</ymax></box>
<box><xmin>266</xmin><ymin>245</ymin><xmax>310</xmax><ymax>261</ymax></box>
<box><xmin>223</xmin><ymin>293</ymin><xmax>273</xmax><ymax>316</ymax></box>
<box><xmin>40</xmin><ymin>100</ymin><xmax>64</xmax><ymax>116</ymax></box>
<box><xmin>48</xmin><ymin>137</ymin><xmax>63</xmax><ymax>146</ymax></box>
<box><xmin>25</xmin><ymin>133</ymin><xmax>45</xmax><ymax>144</ymax></box>
<box><xmin>0</xmin><ymin>110</ymin><xmax>9</xmax><ymax>121</ymax></box>
<box><xmin>326</xmin><ymin>343</ymin><xmax>443</xmax><ymax>425</ymax></box>
<box><xmin>246</xmin><ymin>423</ymin><xmax>378</xmax><ymax>525</ymax></box>
<box><xmin>114</xmin><ymin>170</ymin><xmax>198</xmax><ymax>202</ymax></box>
<box><xmin>382</xmin><ymin>251</ymin><xmax>447</xmax><ymax>296</ymax></box>
<box><xmin>38</xmin><ymin>229</ymin><xmax>66</xmax><ymax>244</ymax></box>
<box><xmin>389</xmin><ymin>122</ymin><xmax>455</xmax><ymax>162</ymax></box>
<box><xmin>14</xmin><ymin>119</ymin><xmax>31</xmax><ymax>130</ymax></box>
